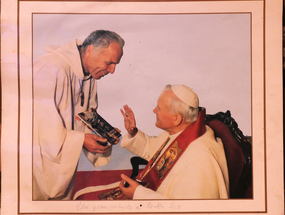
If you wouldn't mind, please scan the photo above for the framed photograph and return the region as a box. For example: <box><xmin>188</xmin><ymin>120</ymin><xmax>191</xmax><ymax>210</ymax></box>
<box><xmin>1</xmin><ymin>0</ymin><xmax>283</xmax><ymax>214</ymax></box>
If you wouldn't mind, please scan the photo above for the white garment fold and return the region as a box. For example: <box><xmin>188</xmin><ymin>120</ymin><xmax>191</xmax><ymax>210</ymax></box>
<box><xmin>73</xmin><ymin>181</ymin><xmax>121</xmax><ymax>200</ymax></box>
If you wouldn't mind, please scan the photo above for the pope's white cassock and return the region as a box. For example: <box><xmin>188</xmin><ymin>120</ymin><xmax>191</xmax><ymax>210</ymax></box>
<box><xmin>121</xmin><ymin>125</ymin><xmax>230</xmax><ymax>199</ymax></box>
<box><xmin>33</xmin><ymin>39</ymin><xmax>111</xmax><ymax>200</ymax></box>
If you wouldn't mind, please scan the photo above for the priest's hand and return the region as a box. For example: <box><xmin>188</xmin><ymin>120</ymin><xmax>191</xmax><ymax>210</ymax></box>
<box><xmin>83</xmin><ymin>133</ymin><xmax>111</xmax><ymax>153</ymax></box>
<box><xmin>119</xmin><ymin>174</ymin><xmax>140</xmax><ymax>199</ymax></box>
<box><xmin>120</xmin><ymin>105</ymin><xmax>137</xmax><ymax>136</ymax></box>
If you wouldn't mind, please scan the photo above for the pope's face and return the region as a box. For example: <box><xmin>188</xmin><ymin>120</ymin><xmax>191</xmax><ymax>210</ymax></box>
<box><xmin>153</xmin><ymin>91</ymin><xmax>176</xmax><ymax>132</ymax></box>
<box><xmin>83</xmin><ymin>42</ymin><xmax>123</xmax><ymax>79</ymax></box>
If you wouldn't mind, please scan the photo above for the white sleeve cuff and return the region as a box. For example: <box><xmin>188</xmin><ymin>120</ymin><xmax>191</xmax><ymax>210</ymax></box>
<box><xmin>133</xmin><ymin>185</ymin><xmax>169</xmax><ymax>199</ymax></box>
<box><xmin>83</xmin><ymin>146</ymin><xmax>112</xmax><ymax>167</ymax></box>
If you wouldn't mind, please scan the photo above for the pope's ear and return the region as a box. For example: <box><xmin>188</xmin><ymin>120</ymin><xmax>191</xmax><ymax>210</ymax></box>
<box><xmin>174</xmin><ymin>114</ymin><xmax>183</xmax><ymax>127</ymax></box>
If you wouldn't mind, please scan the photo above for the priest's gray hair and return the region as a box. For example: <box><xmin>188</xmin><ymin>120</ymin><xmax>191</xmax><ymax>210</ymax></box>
<box><xmin>82</xmin><ymin>30</ymin><xmax>125</xmax><ymax>52</ymax></box>
<box><xmin>164</xmin><ymin>84</ymin><xmax>199</xmax><ymax>124</ymax></box>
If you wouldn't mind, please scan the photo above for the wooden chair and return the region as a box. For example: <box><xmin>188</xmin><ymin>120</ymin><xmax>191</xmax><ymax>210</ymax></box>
<box><xmin>206</xmin><ymin>110</ymin><xmax>252</xmax><ymax>198</ymax></box>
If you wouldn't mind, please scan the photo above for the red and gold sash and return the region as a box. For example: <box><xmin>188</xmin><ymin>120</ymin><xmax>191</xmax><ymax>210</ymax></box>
<box><xmin>135</xmin><ymin>108</ymin><xmax>206</xmax><ymax>191</ymax></box>
<box><xmin>73</xmin><ymin>109</ymin><xmax>206</xmax><ymax>200</ymax></box>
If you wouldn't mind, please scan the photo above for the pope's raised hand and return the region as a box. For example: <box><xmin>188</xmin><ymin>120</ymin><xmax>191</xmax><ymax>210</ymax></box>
<box><xmin>120</xmin><ymin>105</ymin><xmax>137</xmax><ymax>136</ymax></box>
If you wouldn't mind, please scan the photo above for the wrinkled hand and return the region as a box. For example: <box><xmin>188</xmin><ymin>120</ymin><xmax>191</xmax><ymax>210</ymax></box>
<box><xmin>119</xmin><ymin>174</ymin><xmax>140</xmax><ymax>199</ymax></box>
<box><xmin>120</xmin><ymin>105</ymin><xmax>137</xmax><ymax>136</ymax></box>
<box><xmin>83</xmin><ymin>133</ymin><xmax>111</xmax><ymax>153</ymax></box>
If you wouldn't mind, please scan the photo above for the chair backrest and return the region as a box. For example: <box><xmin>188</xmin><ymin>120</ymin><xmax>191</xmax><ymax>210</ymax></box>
<box><xmin>206</xmin><ymin>110</ymin><xmax>252</xmax><ymax>198</ymax></box>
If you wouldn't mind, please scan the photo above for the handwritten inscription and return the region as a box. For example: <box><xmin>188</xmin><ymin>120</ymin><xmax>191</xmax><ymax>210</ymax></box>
<box><xmin>76</xmin><ymin>201</ymin><xmax>132</xmax><ymax>212</ymax></box>
<box><xmin>93</xmin><ymin>203</ymin><xmax>132</xmax><ymax>212</ymax></box>
<box><xmin>169</xmin><ymin>202</ymin><xmax>181</xmax><ymax>210</ymax></box>
<box><xmin>75</xmin><ymin>201</ymin><xmax>181</xmax><ymax>212</ymax></box>
<box><xmin>75</xmin><ymin>202</ymin><xmax>89</xmax><ymax>211</ymax></box>
<box><xmin>146</xmin><ymin>202</ymin><xmax>164</xmax><ymax>209</ymax></box>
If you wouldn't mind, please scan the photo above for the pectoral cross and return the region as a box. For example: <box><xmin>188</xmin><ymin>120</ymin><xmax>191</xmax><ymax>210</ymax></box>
<box><xmin>80</xmin><ymin>91</ymin><xmax>84</xmax><ymax>106</ymax></box>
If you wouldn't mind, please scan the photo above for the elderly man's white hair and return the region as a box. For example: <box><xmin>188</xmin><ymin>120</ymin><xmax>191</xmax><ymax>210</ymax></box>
<box><xmin>163</xmin><ymin>84</ymin><xmax>199</xmax><ymax>124</ymax></box>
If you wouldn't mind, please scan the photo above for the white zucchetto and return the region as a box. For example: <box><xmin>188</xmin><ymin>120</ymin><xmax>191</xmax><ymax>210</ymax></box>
<box><xmin>171</xmin><ymin>85</ymin><xmax>199</xmax><ymax>108</ymax></box>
